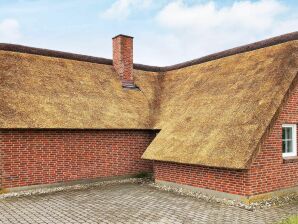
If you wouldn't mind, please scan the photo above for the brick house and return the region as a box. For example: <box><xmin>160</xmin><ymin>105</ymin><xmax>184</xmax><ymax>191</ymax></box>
<box><xmin>0</xmin><ymin>32</ymin><xmax>297</xmax><ymax>201</ymax></box>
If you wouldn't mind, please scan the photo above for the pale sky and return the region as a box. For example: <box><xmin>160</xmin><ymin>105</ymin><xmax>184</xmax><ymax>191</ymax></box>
<box><xmin>0</xmin><ymin>0</ymin><xmax>297</xmax><ymax>66</ymax></box>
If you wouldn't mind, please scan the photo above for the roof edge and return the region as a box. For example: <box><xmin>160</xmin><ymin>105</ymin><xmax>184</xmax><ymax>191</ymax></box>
<box><xmin>0</xmin><ymin>31</ymin><xmax>297</xmax><ymax>72</ymax></box>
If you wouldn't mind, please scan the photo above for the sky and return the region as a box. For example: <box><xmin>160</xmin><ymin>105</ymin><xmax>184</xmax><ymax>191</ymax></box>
<box><xmin>0</xmin><ymin>0</ymin><xmax>297</xmax><ymax>66</ymax></box>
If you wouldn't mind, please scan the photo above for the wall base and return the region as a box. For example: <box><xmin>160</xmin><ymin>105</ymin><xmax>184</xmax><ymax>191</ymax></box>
<box><xmin>2</xmin><ymin>174</ymin><xmax>139</xmax><ymax>194</ymax></box>
<box><xmin>155</xmin><ymin>180</ymin><xmax>298</xmax><ymax>204</ymax></box>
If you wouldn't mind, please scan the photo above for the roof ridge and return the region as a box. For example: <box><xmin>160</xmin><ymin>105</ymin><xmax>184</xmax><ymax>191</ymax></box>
<box><xmin>0</xmin><ymin>31</ymin><xmax>297</xmax><ymax>72</ymax></box>
<box><xmin>0</xmin><ymin>43</ymin><xmax>113</xmax><ymax>66</ymax></box>
<box><xmin>162</xmin><ymin>31</ymin><xmax>298</xmax><ymax>71</ymax></box>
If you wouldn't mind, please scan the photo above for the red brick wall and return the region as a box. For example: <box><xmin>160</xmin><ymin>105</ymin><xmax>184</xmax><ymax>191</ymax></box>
<box><xmin>0</xmin><ymin>140</ymin><xmax>3</xmax><ymax>189</ymax></box>
<box><xmin>0</xmin><ymin>130</ymin><xmax>155</xmax><ymax>189</ymax></box>
<box><xmin>154</xmin><ymin>162</ymin><xmax>249</xmax><ymax>195</ymax></box>
<box><xmin>248</xmin><ymin>84</ymin><xmax>298</xmax><ymax>195</ymax></box>
<box><xmin>154</xmin><ymin>83</ymin><xmax>298</xmax><ymax>197</ymax></box>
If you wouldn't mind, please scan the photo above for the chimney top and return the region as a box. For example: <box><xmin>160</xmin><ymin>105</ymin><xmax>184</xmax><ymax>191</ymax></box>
<box><xmin>112</xmin><ymin>34</ymin><xmax>134</xmax><ymax>40</ymax></box>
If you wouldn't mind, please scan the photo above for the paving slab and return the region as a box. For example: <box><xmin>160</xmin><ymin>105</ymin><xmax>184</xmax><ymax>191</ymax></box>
<box><xmin>0</xmin><ymin>183</ymin><xmax>297</xmax><ymax>224</ymax></box>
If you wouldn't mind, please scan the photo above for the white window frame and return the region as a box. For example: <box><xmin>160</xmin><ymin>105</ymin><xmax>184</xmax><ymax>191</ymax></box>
<box><xmin>282</xmin><ymin>124</ymin><xmax>297</xmax><ymax>158</ymax></box>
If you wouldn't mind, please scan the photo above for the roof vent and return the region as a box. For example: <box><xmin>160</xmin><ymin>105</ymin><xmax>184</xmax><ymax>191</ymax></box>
<box><xmin>112</xmin><ymin>34</ymin><xmax>136</xmax><ymax>89</ymax></box>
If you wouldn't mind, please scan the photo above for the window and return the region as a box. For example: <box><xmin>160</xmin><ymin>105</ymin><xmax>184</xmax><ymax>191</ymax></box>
<box><xmin>282</xmin><ymin>124</ymin><xmax>297</xmax><ymax>157</ymax></box>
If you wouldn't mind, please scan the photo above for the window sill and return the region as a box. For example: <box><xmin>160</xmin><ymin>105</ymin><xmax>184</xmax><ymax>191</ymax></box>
<box><xmin>283</xmin><ymin>156</ymin><xmax>298</xmax><ymax>163</ymax></box>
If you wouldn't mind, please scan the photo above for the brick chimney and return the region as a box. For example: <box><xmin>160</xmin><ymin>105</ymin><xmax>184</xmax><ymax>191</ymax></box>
<box><xmin>112</xmin><ymin>34</ymin><xmax>134</xmax><ymax>88</ymax></box>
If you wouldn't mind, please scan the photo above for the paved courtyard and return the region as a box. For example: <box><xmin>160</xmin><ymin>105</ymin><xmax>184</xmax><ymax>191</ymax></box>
<box><xmin>0</xmin><ymin>182</ymin><xmax>297</xmax><ymax>224</ymax></box>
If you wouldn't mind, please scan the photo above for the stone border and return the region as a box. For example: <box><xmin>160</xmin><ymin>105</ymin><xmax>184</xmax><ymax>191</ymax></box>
<box><xmin>1</xmin><ymin>177</ymin><xmax>297</xmax><ymax>211</ymax></box>
<box><xmin>150</xmin><ymin>180</ymin><xmax>298</xmax><ymax>211</ymax></box>
<box><xmin>3</xmin><ymin>174</ymin><xmax>135</xmax><ymax>193</ymax></box>
<box><xmin>0</xmin><ymin>176</ymin><xmax>145</xmax><ymax>200</ymax></box>
<box><xmin>155</xmin><ymin>180</ymin><xmax>244</xmax><ymax>201</ymax></box>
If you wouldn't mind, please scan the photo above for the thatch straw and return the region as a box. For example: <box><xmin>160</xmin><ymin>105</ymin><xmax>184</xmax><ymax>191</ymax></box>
<box><xmin>0</xmin><ymin>51</ymin><xmax>160</xmax><ymax>129</ymax></box>
<box><xmin>142</xmin><ymin>40</ymin><xmax>298</xmax><ymax>169</ymax></box>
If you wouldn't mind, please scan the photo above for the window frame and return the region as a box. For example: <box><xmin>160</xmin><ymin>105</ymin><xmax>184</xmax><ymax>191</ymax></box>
<box><xmin>282</xmin><ymin>124</ymin><xmax>297</xmax><ymax>158</ymax></box>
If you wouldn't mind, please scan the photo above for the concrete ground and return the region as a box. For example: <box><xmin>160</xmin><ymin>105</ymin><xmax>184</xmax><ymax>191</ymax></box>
<box><xmin>0</xmin><ymin>182</ymin><xmax>297</xmax><ymax>224</ymax></box>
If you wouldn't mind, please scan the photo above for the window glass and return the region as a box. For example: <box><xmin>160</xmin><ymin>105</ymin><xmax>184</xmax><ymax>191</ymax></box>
<box><xmin>282</xmin><ymin>127</ymin><xmax>293</xmax><ymax>153</ymax></box>
<box><xmin>282</xmin><ymin>124</ymin><xmax>297</xmax><ymax>157</ymax></box>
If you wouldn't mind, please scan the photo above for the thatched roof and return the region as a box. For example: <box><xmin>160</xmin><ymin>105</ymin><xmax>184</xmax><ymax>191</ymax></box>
<box><xmin>0</xmin><ymin>51</ymin><xmax>161</xmax><ymax>129</ymax></box>
<box><xmin>143</xmin><ymin>40</ymin><xmax>298</xmax><ymax>169</ymax></box>
<box><xmin>1</xmin><ymin>32</ymin><xmax>297</xmax><ymax>169</ymax></box>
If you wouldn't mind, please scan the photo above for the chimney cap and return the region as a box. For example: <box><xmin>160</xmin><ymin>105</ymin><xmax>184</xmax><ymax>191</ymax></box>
<box><xmin>112</xmin><ymin>34</ymin><xmax>134</xmax><ymax>39</ymax></box>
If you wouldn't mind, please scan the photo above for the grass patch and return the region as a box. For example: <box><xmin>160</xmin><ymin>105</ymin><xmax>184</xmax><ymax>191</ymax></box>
<box><xmin>134</xmin><ymin>172</ymin><xmax>152</xmax><ymax>179</ymax></box>
<box><xmin>278</xmin><ymin>216</ymin><xmax>298</xmax><ymax>224</ymax></box>
<box><xmin>0</xmin><ymin>188</ymin><xmax>8</xmax><ymax>194</ymax></box>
